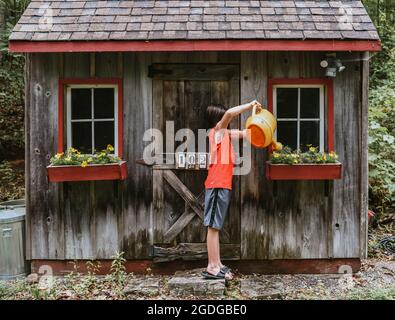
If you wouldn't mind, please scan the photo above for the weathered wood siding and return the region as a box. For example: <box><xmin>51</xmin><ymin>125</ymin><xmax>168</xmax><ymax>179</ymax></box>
<box><xmin>332</xmin><ymin>52</ymin><xmax>366</xmax><ymax>258</ymax></box>
<box><xmin>27</xmin><ymin>53</ymin><xmax>64</xmax><ymax>260</ymax></box>
<box><xmin>240</xmin><ymin>52</ymin><xmax>366</xmax><ymax>259</ymax></box>
<box><xmin>26</xmin><ymin>51</ymin><xmax>367</xmax><ymax>260</ymax></box>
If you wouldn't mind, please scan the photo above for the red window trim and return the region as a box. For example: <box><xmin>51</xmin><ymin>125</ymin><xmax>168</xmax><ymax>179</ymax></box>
<box><xmin>58</xmin><ymin>78</ymin><xmax>124</xmax><ymax>158</ymax></box>
<box><xmin>267</xmin><ymin>78</ymin><xmax>334</xmax><ymax>152</ymax></box>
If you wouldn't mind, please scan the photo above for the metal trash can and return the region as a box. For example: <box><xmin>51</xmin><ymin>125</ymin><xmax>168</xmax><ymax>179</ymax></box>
<box><xmin>0</xmin><ymin>199</ymin><xmax>27</xmax><ymax>280</ymax></box>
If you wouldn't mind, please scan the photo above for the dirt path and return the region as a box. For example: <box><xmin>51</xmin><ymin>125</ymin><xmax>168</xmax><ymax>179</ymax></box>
<box><xmin>2</xmin><ymin>258</ymin><xmax>393</xmax><ymax>300</ymax></box>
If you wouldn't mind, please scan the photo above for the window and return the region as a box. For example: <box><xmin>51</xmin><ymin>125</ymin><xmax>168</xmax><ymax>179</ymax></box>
<box><xmin>58</xmin><ymin>79</ymin><xmax>123</xmax><ymax>157</ymax></box>
<box><xmin>268</xmin><ymin>79</ymin><xmax>334</xmax><ymax>153</ymax></box>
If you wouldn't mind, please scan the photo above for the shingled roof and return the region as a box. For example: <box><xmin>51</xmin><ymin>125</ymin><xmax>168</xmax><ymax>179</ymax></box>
<box><xmin>10</xmin><ymin>0</ymin><xmax>379</xmax><ymax>42</ymax></box>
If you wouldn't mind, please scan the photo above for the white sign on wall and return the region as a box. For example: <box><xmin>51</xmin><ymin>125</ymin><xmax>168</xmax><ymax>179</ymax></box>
<box><xmin>176</xmin><ymin>152</ymin><xmax>209</xmax><ymax>170</ymax></box>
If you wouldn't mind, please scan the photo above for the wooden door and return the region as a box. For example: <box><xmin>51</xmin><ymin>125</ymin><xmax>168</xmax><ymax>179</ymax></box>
<box><xmin>150</xmin><ymin>64</ymin><xmax>241</xmax><ymax>262</ymax></box>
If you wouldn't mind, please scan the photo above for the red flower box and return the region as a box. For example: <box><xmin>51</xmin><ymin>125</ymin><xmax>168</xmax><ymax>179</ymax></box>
<box><xmin>47</xmin><ymin>161</ymin><xmax>127</xmax><ymax>182</ymax></box>
<box><xmin>266</xmin><ymin>161</ymin><xmax>342</xmax><ymax>180</ymax></box>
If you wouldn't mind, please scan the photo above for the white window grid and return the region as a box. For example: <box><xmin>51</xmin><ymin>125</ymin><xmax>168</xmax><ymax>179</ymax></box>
<box><xmin>66</xmin><ymin>84</ymin><xmax>118</xmax><ymax>155</ymax></box>
<box><xmin>273</xmin><ymin>84</ymin><xmax>325</xmax><ymax>152</ymax></box>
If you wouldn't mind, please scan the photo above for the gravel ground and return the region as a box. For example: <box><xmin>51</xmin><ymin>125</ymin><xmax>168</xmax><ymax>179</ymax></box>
<box><xmin>1</xmin><ymin>257</ymin><xmax>393</xmax><ymax>300</ymax></box>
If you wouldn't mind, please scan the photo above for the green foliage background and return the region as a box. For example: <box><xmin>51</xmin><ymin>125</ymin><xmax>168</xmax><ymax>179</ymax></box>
<box><xmin>0</xmin><ymin>0</ymin><xmax>29</xmax><ymax>160</ymax></box>
<box><xmin>362</xmin><ymin>0</ymin><xmax>395</xmax><ymax>215</ymax></box>
<box><xmin>0</xmin><ymin>0</ymin><xmax>29</xmax><ymax>201</ymax></box>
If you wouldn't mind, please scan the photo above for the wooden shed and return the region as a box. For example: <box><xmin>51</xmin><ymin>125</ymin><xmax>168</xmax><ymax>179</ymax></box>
<box><xmin>9</xmin><ymin>0</ymin><xmax>381</xmax><ymax>274</ymax></box>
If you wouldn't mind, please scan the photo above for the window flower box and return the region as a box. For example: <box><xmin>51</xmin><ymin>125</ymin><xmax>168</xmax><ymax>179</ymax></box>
<box><xmin>47</xmin><ymin>145</ymin><xmax>127</xmax><ymax>182</ymax></box>
<box><xmin>266</xmin><ymin>161</ymin><xmax>342</xmax><ymax>180</ymax></box>
<box><xmin>47</xmin><ymin>161</ymin><xmax>127</xmax><ymax>182</ymax></box>
<box><xmin>266</xmin><ymin>146</ymin><xmax>342</xmax><ymax>180</ymax></box>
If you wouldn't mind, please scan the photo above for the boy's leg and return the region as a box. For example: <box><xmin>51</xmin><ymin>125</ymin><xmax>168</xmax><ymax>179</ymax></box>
<box><xmin>218</xmin><ymin>242</ymin><xmax>234</xmax><ymax>277</ymax></box>
<box><xmin>206</xmin><ymin>227</ymin><xmax>220</xmax><ymax>275</ymax></box>
<box><xmin>206</xmin><ymin>227</ymin><xmax>233</xmax><ymax>280</ymax></box>
<box><xmin>204</xmin><ymin>189</ymin><xmax>233</xmax><ymax>279</ymax></box>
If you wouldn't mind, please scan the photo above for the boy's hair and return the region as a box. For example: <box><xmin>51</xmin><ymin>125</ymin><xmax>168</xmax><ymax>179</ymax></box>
<box><xmin>206</xmin><ymin>105</ymin><xmax>227</xmax><ymax>129</ymax></box>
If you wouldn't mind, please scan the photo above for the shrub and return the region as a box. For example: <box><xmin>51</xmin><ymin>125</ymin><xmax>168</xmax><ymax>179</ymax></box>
<box><xmin>0</xmin><ymin>0</ymin><xmax>29</xmax><ymax>160</ymax></box>
<box><xmin>367</xmin><ymin>26</ymin><xmax>395</xmax><ymax>213</ymax></box>
<box><xmin>363</xmin><ymin>3</ymin><xmax>395</xmax><ymax>214</ymax></box>
<box><xmin>348</xmin><ymin>286</ymin><xmax>395</xmax><ymax>300</ymax></box>
<box><xmin>0</xmin><ymin>161</ymin><xmax>24</xmax><ymax>201</ymax></box>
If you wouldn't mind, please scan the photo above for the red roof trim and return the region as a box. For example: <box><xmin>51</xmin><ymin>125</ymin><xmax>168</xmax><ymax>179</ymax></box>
<box><xmin>9</xmin><ymin>39</ymin><xmax>381</xmax><ymax>53</ymax></box>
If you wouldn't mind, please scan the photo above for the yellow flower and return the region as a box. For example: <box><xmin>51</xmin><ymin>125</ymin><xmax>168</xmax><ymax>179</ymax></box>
<box><xmin>81</xmin><ymin>161</ymin><xmax>88</xmax><ymax>168</ymax></box>
<box><xmin>273</xmin><ymin>153</ymin><xmax>280</xmax><ymax>158</ymax></box>
<box><xmin>87</xmin><ymin>157</ymin><xmax>93</xmax><ymax>163</ymax></box>
<box><xmin>309</xmin><ymin>147</ymin><xmax>316</xmax><ymax>153</ymax></box>
<box><xmin>55</xmin><ymin>153</ymin><xmax>63</xmax><ymax>159</ymax></box>
<box><xmin>69</xmin><ymin>147</ymin><xmax>78</xmax><ymax>153</ymax></box>
<box><xmin>323</xmin><ymin>154</ymin><xmax>327</xmax><ymax>160</ymax></box>
<box><xmin>293</xmin><ymin>159</ymin><xmax>298</xmax><ymax>164</ymax></box>
<box><xmin>99</xmin><ymin>152</ymin><xmax>106</xmax><ymax>158</ymax></box>
<box><xmin>107</xmin><ymin>144</ymin><xmax>114</xmax><ymax>152</ymax></box>
<box><xmin>328</xmin><ymin>151</ymin><xmax>338</xmax><ymax>160</ymax></box>
<box><xmin>65</xmin><ymin>156</ymin><xmax>72</xmax><ymax>162</ymax></box>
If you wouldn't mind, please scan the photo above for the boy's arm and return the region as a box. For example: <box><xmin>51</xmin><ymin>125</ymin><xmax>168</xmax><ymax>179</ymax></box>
<box><xmin>229</xmin><ymin>129</ymin><xmax>248</xmax><ymax>140</ymax></box>
<box><xmin>215</xmin><ymin>100</ymin><xmax>262</xmax><ymax>131</ymax></box>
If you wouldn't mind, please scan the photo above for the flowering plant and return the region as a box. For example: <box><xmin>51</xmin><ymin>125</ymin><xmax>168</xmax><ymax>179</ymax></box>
<box><xmin>270</xmin><ymin>145</ymin><xmax>339</xmax><ymax>165</ymax></box>
<box><xmin>50</xmin><ymin>145</ymin><xmax>121</xmax><ymax>168</ymax></box>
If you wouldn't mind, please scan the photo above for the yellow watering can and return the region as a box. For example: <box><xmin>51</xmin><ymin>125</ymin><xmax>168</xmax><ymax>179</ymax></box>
<box><xmin>245</xmin><ymin>105</ymin><xmax>283</xmax><ymax>150</ymax></box>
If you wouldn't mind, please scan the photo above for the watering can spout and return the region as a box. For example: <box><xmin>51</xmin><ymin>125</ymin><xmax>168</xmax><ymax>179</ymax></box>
<box><xmin>271</xmin><ymin>140</ymin><xmax>283</xmax><ymax>151</ymax></box>
<box><xmin>245</xmin><ymin>105</ymin><xmax>282</xmax><ymax>149</ymax></box>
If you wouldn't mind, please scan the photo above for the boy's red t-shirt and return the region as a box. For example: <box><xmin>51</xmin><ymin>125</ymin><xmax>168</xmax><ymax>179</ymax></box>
<box><xmin>204</xmin><ymin>129</ymin><xmax>235</xmax><ymax>190</ymax></box>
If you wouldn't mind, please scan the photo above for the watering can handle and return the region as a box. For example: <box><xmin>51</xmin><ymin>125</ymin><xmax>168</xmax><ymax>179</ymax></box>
<box><xmin>252</xmin><ymin>103</ymin><xmax>261</xmax><ymax>116</ymax></box>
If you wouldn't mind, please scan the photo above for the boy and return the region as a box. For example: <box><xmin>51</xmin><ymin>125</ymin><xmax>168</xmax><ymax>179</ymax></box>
<box><xmin>202</xmin><ymin>100</ymin><xmax>262</xmax><ymax>280</ymax></box>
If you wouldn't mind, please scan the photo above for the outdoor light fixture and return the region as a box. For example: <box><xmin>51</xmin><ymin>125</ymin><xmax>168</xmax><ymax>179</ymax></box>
<box><xmin>320</xmin><ymin>55</ymin><xmax>346</xmax><ymax>78</ymax></box>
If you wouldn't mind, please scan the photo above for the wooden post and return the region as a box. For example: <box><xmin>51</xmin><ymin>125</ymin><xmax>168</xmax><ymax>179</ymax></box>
<box><xmin>240</xmin><ymin>51</ymin><xmax>269</xmax><ymax>259</ymax></box>
<box><xmin>24</xmin><ymin>53</ymin><xmax>31</xmax><ymax>260</ymax></box>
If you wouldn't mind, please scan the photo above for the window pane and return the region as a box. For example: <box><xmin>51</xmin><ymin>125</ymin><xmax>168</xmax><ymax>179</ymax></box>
<box><xmin>72</xmin><ymin>122</ymin><xmax>92</xmax><ymax>154</ymax></box>
<box><xmin>277</xmin><ymin>121</ymin><xmax>297</xmax><ymax>150</ymax></box>
<box><xmin>94</xmin><ymin>88</ymin><xmax>115</xmax><ymax>119</ymax></box>
<box><xmin>94</xmin><ymin>121</ymin><xmax>115</xmax><ymax>153</ymax></box>
<box><xmin>71</xmin><ymin>89</ymin><xmax>91</xmax><ymax>120</ymax></box>
<box><xmin>300</xmin><ymin>88</ymin><xmax>320</xmax><ymax>119</ymax></box>
<box><xmin>300</xmin><ymin>121</ymin><xmax>320</xmax><ymax>152</ymax></box>
<box><xmin>276</xmin><ymin>88</ymin><xmax>298</xmax><ymax>118</ymax></box>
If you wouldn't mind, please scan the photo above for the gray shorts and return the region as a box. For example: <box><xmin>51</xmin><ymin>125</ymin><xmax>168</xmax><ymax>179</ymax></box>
<box><xmin>204</xmin><ymin>188</ymin><xmax>231</xmax><ymax>230</ymax></box>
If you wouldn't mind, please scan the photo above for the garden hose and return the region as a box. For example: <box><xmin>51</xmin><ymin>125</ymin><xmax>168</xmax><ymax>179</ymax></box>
<box><xmin>377</xmin><ymin>236</ymin><xmax>395</xmax><ymax>254</ymax></box>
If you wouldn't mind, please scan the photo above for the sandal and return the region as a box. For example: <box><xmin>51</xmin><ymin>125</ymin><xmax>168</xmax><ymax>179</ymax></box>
<box><xmin>202</xmin><ymin>269</ymin><xmax>227</xmax><ymax>280</ymax></box>
<box><xmin>221</xmin><ymin>266</ymin><xmax>232</xmax><ymax>274</ymax></box>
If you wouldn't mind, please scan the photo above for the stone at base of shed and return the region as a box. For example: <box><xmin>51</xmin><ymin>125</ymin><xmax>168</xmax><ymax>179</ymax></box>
<box><xmin>30</xmin><ymin>259</ymin><xmax>361</xmax><ymax>275</ymax></box>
